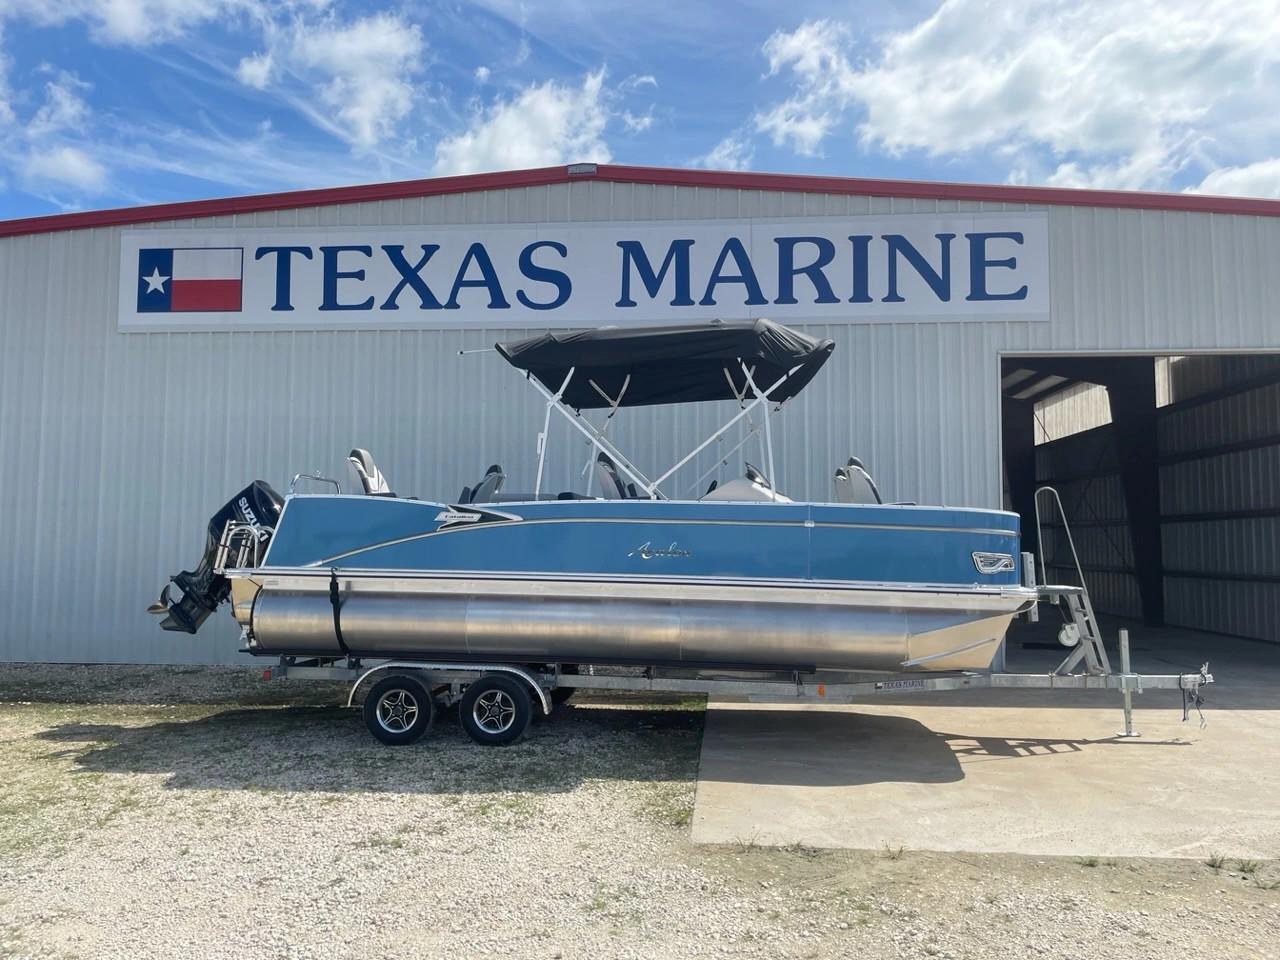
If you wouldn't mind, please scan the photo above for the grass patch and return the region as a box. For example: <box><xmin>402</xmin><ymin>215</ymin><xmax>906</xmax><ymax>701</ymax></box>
<box><xmin>362</xmin><ymin>834</ymin><xmax>406</xmax><ymax>850</ymax></box>
<box><xmin>879</xmin><ymin>843</ymin><xmax>905</xmax><ymax>860</ymax></box>
<box><xmin>1236</xmin><ymin>859</ymin><xmax>1261</xmax><ymax>876</ymax></box>
<box><xmin>1206</xmin><ymin>852</ymin><xmax>1226</xmax><ymax>870</ymax></box>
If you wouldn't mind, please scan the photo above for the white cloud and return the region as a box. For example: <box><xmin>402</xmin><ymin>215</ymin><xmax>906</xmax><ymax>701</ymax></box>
<box><xmin>1194</xmin><ymin>158</ymin><xmax>1280</xmax><ymax>198</ymax></box>
<box><xmin>0</xmin><ymin>68</ymin><xmax>109</xmax><ymax>194</ymax></box>
<box><xmin>474</xmin><ymin>65</ymin><xmax>490</xmax><ymax>83</ymax></box>
<box><xmin>25</xmin><ymin>70</ymin><xmax>91</xmax><ymax>138</ymax></box>
<box><xmin>0</xmin><ymin>27</ymin><xmax>13</xmax><ymax>127</ymax></box>
<box><xmin>756</xmin><ymin>1</ymin><xmax>1280</xmax><ymax>190</ymax></box>
<box><xmin>433</xmin><ymin>69</ymin><xmax>611</xmax><ymax>175</ymax></box>
<box><xmin>291</xmin><ymin>12</ymin><xmax>424</xmax><ymax>150</ymax></box>
<box><xmin>235</xmin><ymin>50</ymin><xmax>273</xmax><ymax>89</ymax></box>
<box><xmin>0</xmin><ymin>0</ymin><xmax>252</xmax><ymax>45</ymax></box>
<box><xmin>696</xmin><ymin>134</ymin><xmax>753</xmax><ymax>171</ymax></box>
<box><xmin>620</xmin><ymin>109</ymin><xmax>652</xmax><ymax>133</ymax></box>
<box><xmin>513</xmin><ymin>36</ymin><xmax>530</xmax><ymax>66</ymax></box>
<box><xmin>22</xmin><ymin>143</ymin><xmax>105</xmax><ymax>190</ymax></box>
<box><xmin>755</xmin><ymin>19</ymin><xmax>854</xmax><ymax>156</ymax></box>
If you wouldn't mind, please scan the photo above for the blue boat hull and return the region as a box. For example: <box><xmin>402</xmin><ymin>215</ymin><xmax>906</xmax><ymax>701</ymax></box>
<box><xmin>227</xmin><ymin>496</ymin><xmax>1037</xmax><ymax>673</ymax></box>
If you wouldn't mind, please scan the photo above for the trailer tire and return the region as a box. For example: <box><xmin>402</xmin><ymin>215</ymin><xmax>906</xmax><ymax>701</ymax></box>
<box><xmin>363</xmin><ymin>674</ymin><xmax>434</xmax><ymax>746</ymax></box>
<box><xmin>459</xmin><ymin>675</ymin><xmax>532</xmax><ymax>746</ymax></box>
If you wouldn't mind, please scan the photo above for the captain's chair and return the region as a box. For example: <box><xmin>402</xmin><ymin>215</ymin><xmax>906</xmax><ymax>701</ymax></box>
<box><xmin>349</xmin><ymin>449</ymin><xmax>393</xmax><ymax>496</ymax></box>
<box><xmin>594</xmin><ymin>453</ymin><xmax>628</xmax><ymax>499</ymax></box>
<box><xmin>833</xmin><ymin>457</ymin><xmax>882</xmax><ymax>505</ymax></box>
<box><xmin>470</xmin><ymin>464</ymin><xmax>505</xmax><ymax>503</ymax></box>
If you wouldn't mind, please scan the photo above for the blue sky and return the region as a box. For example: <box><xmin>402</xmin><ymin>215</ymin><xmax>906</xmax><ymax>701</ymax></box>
<box><xmin>1</xmin><ymin>0</ymin><xmax>1278</xmax><ymax>219</ymax></box>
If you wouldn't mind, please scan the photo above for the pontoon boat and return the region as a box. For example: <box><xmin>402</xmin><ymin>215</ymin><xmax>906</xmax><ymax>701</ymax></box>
<box><xmin>150</xmin><ymin>319</ymin><xmax>1038</xmax><ymax>675</ymax></box>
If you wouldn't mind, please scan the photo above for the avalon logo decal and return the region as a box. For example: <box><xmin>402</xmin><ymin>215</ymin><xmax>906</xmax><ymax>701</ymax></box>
<box><xmin>628</xmin><ymin>541</ymin><xmax>692</xmax><ymax>560</ymax></box>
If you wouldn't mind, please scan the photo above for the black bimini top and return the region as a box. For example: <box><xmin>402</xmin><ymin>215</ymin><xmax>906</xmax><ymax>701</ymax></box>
<box><xmin>495</xmin><ymin>319</ymin><xmax>835</xmax><ymax>409</ymax></box>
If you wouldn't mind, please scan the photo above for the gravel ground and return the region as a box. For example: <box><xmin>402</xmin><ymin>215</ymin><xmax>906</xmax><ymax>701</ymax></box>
<box><xmin>1</xmin><ymin>663</ymin><xmax>1277</xmax><ymax>960</ymax></box>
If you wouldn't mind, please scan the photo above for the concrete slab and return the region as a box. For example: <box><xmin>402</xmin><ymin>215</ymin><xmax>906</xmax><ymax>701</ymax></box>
<box><xmin>692</xmin><ymin>623</ymin><xmax>1280</xmax><ymax>859</ymax></box>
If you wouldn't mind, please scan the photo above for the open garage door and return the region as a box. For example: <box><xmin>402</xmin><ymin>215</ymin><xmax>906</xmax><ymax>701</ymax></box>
<box><xmin>1001</xmin><ymin>353</ymin><xmax>1280</xmax><ymax>643</ymax></box>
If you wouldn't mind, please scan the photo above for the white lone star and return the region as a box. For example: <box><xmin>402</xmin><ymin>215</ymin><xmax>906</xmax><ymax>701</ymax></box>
<box><xmin>143</xmin><ymin>267</ymin><xmax>169</xmax><ymax>294</ymax></box>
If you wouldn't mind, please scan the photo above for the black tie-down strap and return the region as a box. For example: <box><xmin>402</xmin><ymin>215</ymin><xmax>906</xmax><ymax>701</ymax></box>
<box><xmin>329</xmin><ymin>568</ymin><xmax>351</xmax><ymax>657</ymax></box>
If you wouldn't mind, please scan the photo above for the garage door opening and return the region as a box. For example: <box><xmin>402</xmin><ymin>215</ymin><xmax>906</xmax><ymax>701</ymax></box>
<box><xmin>1000</xmin><ymin>353</ymin><xmax>1280</xmax><ymax>645</ymax></box>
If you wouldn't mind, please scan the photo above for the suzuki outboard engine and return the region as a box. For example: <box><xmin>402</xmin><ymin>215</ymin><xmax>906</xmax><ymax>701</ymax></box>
<box><xmin>148</xmin><ymin>481</ymin><xmax>283</xmax><ymax>634</ymax></box>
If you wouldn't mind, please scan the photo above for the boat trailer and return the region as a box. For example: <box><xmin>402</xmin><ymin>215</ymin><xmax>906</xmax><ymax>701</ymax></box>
<box><xmin>259</xmin><ymin>578</ymin><xmax>1212</xmax><ymax>746</ymax></box>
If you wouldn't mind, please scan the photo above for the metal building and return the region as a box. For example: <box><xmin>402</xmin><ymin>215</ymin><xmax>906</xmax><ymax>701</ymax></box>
<box><xmin>2</xmin><ymin>163</ymin><xmax>1278</xmax><ymax>664</ymax></box>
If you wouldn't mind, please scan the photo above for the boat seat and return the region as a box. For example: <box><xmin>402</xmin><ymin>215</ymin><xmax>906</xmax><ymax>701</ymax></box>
<box><xmin>833</xmin><ymin>457</ymin><xmax>882</xmax><ymax>504</ymax></box>
<box><xmin>469</xmin><ymin>464</ymin><xmax>505</xmax><ymax>503</ymax></box>
<box><xmin>701</xmin><ymin>465</ymin><xmax>792</xmax><ymax>502</ymax></box>
<box><xmin>594</xmin><ymin>453</ymin><xmax>628</xmax><ymax>499</ymax></box>
<box><xmin>348</xmin><ymin>449</ymin><xmax>393</xmax><ymax>496</ymax></box>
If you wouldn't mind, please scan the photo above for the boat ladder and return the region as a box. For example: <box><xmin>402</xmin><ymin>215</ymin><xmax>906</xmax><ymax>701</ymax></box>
<box><xmin>1033</xmin><ymin>486</ymin><xmax>1112</xmax><ymax>677</ymax></box>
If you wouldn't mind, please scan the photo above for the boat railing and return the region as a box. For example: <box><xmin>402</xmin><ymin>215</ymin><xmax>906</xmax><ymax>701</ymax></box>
<box><xmin>289</xmin><ymin>472</ymin><xmax>341</xmax><ymax>495</ymax></box>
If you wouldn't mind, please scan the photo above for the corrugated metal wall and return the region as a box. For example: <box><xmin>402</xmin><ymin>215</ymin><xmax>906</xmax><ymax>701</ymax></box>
<box><xmin>1034</xmin><ymin>355</ymin><xmax>1280</xmax><ymax>640</ymax></box>
<box><xmin>4</xmin><ymin>181</ymin><xmax>1280</xmax><ymax>662</ymax></box>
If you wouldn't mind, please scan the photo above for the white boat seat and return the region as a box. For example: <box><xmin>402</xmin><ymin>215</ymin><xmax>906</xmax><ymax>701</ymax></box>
<box><xmin>469</xmin><ymin>464</ymin><xmax>505</xmax><ymax>503</ymax></box>
<box><xmin>701</xmin><ymin>465</ymin><xmax>792</xmax><ymax>502</ymax></box>
<box><xmin>833</xmin><ymin>457</ymin><xmax>882</xmax><ymax>504</ymax></box>
<box><xmin>348</xmin><ymin>448</ymin><xmax>393</xmax><ymax>496</ymax></box>
<box><xmin>594</xmin><ymin>453</ymin><xmax>628</xmax><ymax>499</ymax></box>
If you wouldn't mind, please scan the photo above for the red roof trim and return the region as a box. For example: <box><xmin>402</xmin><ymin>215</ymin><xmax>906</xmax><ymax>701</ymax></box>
<box><xmin>4</xmin><ymin>162</ymin><xmax>1280</xmax><ymax>238</ymax></box>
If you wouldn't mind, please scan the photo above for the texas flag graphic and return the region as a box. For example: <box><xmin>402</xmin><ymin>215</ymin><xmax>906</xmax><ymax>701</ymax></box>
<box><xmin>136</xmin><ymin>247</ymin><xmax>244</xmax><ymax>313</ymax></box>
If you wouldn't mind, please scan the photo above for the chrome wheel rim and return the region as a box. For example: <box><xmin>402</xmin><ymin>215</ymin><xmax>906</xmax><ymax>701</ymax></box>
<box><xmin>473</xmin><ymin>689</ymin><xmax>517</xmax><ymax>734</ymax></box>
<box><xmin>376</xmin><ymin>689</ymin><xmax>420</xmax><ymax>734</ymax></box>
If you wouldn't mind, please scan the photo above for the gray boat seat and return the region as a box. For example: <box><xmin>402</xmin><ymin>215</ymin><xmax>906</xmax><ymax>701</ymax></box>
<box><xmin>594</xmin><ymin>453</ymin><xmax>628</xmax><ymax>499</ymax></box>
<box><xmin>469</xmin><ymin>464</ymin><xmax>505</xmax><ymax>503</ymax></box>
<box><xmin>833</xmin><ymin>457</ymin><xmax>882</xmax><ymax>504</ymax></box>
<box><xmin>348</xmin><ymin>448</ymin><xmax>393</xmax><ymax>496</ymax></box>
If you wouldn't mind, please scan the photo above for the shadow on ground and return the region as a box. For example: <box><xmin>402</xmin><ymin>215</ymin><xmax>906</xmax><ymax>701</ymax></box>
<box><xmin>696</xmin><ymin>707</ymin><xmax>1197</xmax><ymax>788</ymax></box>
<box><xmin>31</xmin><ymin>700</ymin><xmax>706</xmax><ymax>796</ymax></box>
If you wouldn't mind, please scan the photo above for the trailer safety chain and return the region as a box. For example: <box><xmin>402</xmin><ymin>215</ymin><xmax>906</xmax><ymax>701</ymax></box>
<box><xmin>328</xmin><ymin>568</ymin><xmax>351</xmax><ymax>658</ymax></box>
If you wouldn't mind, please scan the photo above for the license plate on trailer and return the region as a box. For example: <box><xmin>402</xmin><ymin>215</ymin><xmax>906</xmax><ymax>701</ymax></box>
<box><xmin>875</xmin><ymin>678</ymin><xmax>928</xmax><ymax>691</ymax></box>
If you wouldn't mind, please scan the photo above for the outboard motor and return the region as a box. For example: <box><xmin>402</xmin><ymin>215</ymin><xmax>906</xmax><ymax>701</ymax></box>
<box><xmin>148</xmin><ymin>481</ymin><xmax>283</xmax><ymax>634</ymax></box>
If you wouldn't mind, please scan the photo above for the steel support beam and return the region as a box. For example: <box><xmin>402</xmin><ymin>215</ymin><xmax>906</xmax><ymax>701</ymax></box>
<box><xmin>1001</xmin><ymin>397</ymin><xmax>1040</xmax><ymax>563</ymax></box>
<box><xmin>1106</xmin><ymin>361</ymin><xmax>1165</xmax><ymax>626</ymax></box>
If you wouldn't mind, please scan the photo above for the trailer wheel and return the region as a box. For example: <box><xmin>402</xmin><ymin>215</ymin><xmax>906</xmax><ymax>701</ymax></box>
<box><xmin>364</xmin><ymin>675</ymin><xmax>434</xmax><ymax>746</ymax></box>
<box><xmin>459</xmin><ymin>675</ymin><xmax>532</xmax><ymax>746</ymax></box>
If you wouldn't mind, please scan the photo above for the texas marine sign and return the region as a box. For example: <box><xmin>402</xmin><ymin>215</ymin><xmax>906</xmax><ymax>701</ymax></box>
<box><xmin>117</xmin><ymin>212</ymin><xmax>1049</xmax><ymax>331</ymax></box>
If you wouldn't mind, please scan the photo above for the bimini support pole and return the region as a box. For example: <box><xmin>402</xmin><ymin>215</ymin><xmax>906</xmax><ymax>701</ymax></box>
<box><xmin>739</xmin><ymin>362</ymin><xmax>777</xmax><ymax>488</ymax></box>
<box><xmin>535</xmin><ymin>367</ymin><xmax>575</xmax><ymax>497</ymax></box>
<box><xmin>647</xmin><ymin>365</ymin><xmax>799</xmax><ymax>496</ymax></box>
<box><xmin>580</xmin><ymin>375</ymin><xmax>631</xmax><ymax>495</ymax></box>
<box><xmin>522</xmin><ymin>370</ymin><xmax>657</xmax><ymax>496</ymax></box>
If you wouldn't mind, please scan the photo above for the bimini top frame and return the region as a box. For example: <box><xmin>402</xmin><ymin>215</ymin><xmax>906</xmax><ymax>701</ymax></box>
<box><xmin>471</xmin><ymin>319</ymin><xmax>836</xmax><ymax>499</ymax></box>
